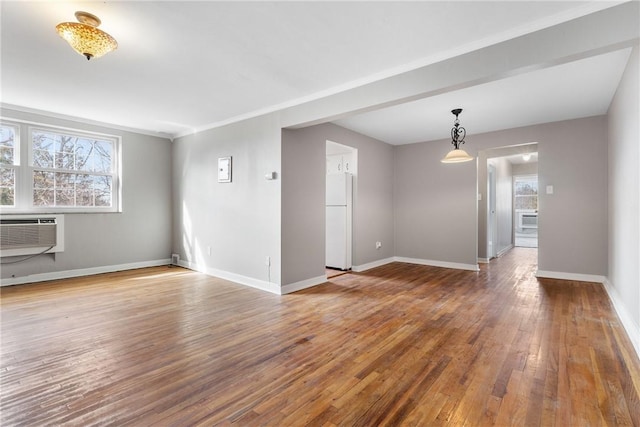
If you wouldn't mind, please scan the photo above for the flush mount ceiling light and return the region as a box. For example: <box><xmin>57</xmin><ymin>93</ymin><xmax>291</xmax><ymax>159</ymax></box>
<box><xmin>522</xmin><ymin>153</ymin><xmax>532</xmax><ymax>162</ymax></box>
<box><xmin>56</xmin><ymin>11</ymin><xmax>118</xmax><ymax>60</ymax></box>
<box><xmin>441</xmin><ymin>108</ymin><xmax>474</xmax><ymax>164</ymax></box>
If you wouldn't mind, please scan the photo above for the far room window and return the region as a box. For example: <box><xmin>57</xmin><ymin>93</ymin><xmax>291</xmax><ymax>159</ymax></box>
<box><xmin>0</xmin><ymin>124</ymin><xmax>19</xmax><ymax>207</ymax></box>
<box><xmin>30</xmin><ymin>128</ymin><xmax>119</xmax><ymax>210</ymax></box>
<box><xmin>514</xmin><ymin>176</ymin><xmax>538</xmax><ymax>210</ymax></box>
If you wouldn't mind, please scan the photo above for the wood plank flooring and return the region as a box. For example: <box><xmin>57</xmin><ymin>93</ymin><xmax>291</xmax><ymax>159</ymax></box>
<box><xmin>1</xmin><ymin>248</ymin><xmax>639</xmax><ymax>426</ymax></box>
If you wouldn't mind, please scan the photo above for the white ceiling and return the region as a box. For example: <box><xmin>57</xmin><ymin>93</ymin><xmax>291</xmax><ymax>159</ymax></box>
<box><xmin>0</xmin><ymin>1</ymin><xmax>635</xmax><ymax>141</ymax></box>
<box><xmin>334</xmin><ymin>48</ymin><xmax>632</xmax><ymax>144</ymax></box>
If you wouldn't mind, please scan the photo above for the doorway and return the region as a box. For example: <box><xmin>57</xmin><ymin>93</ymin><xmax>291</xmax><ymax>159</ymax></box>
<box><xmin>326</xmin><ymin>141</ymin><xmax>357</xmax><ymax>275</ymax></box>
<box><xmin>514</xmin><ymin>174</ymin><xmax>538</xmax><ymax>248</ymax></box>
<box><xmin>480</xmin><ymin>143</ymin><xmax>538</xmax><ymax>262</ymax></box>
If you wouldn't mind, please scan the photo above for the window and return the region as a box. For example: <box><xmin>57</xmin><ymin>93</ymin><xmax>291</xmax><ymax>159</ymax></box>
<box><xmin>514</xmin><ymin>176</ymin><xmax>538</xmax><ymax>210</ymax></box>
<box><xmin>0</xmin><ymin>124</ymin><xmax>19</xmax><ymax>207</ymax></box>
<box><xmin>0</xmin><ymin>119</ymin><xmax>121</xmax><ymax>213</ymax></box>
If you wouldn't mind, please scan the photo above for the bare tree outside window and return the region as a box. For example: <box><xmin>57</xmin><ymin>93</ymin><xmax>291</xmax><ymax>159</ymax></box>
<box><xmin>0</xmin><ymin>125</ymin><xmax>17</xmax><ymax>206</ymax></box>
<box><xmin>31</xmin><ymin>130</ymin><xmax>114</xmax><ymax>208</ymax></box>
<box><xmin>514</xmin><ymin>178</ymin><xmax>538</xmax><ymax>210</ymax></box>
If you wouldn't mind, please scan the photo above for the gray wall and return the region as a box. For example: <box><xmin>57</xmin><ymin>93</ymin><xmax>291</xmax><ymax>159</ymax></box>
<box><xmin>1</xmin><ymin>108</ymin><xmax>172</xmax><ymax>281</ymax></box>
<box><xmin>172</xmin><ymin>114</ymin><xmax>282</xmax><ymax>287</ymax></box>
<box><xmin>397</xmin><ymin>116</ymin><xmax>608</xmax><ymax>276</ymax></box>
<box><xmin>394</xmin><ymin>141</ymin><xmax>478</xmax><ymax>267</ymax></box>
<box><xmin>512</xmin><ymin>162</ymin><xmax>538</xmax><ymax>176</ymax></box>
<box><xmin>281</xmin><ymin>123</ymin><xmax>394</xmax><ymax>284</ymax></box>
<box><xmin>536</xmin><ymin>117</ymin><xmax>608</xmax><ymax>276</ymax></box>
<box><xmin>281</xmin><ymin>128</ymin><xmax>325</xmax><ymax>285</ymax></box>
<box><xmin>607</xmin><ymin>45</ymin><xmax>639</xmax><ymax>348</ymax></box>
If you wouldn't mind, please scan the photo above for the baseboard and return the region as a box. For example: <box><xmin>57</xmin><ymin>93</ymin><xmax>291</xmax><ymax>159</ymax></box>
<box><xmin>394</xmin><ymin>257</ymin><xmax>480</xmax><ymax>272</ymax></box>
<box><xmin>535</xmin><ymin>270</ymin><xmax>606</xmax><ymax>283</ymax></box>
<box><xmin>603</xmin><ymin>278</ymin><xmax>640</xmax><ymax>360</ymax></box>
<box><xmin>352</xmin><ymin>257</ymin><xmax>395</xmax><ymax>272</ymax></box>
<box><xmin>281</xmin><ymin>275</ymin><xmax>328</xmax><ymax>294</ymax></box>
<box><xmin>497</xmin><ymin>244</ymin><xmax>514</xmax><ymax>258</ymax></box>
<box><xmin>477</xmin><ymin>258</ymin><xmax>490</xmax><ymax>264</ymax></box>
<box><xmin>0</xmin><ymin>259</ymin><xmax>172</xmax><ymax>287</ymax></box>
<box><xmin>177</xmin><ymin>259</ymin><xmax>281</xmax><ymax>295</ymax></box>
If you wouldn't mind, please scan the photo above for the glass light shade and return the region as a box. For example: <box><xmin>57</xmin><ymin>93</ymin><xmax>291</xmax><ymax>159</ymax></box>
<box><xmin>56</xmin><ymin>21</ymin><xmax>117</xmax><ymax>60</ymax></box>
<box><xmin>441</xmin><ymin>148</ymin><xmax>474</xmax><ymax>163</ymax></box>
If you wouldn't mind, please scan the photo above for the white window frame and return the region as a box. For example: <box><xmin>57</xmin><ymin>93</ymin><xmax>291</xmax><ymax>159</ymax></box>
<box><xmin>0</xmin><ymin>122</ymin><xmax>21</xmax><ymax>209</ymax></box>
<box><xmin>0</xmin><ymin>118</ymin><xmax>122</xmax><ymax>214</ymax></box>
<box><xmin>513</xmin><ymin>174</ymin><xmax>538</xmax><ymax>212</ymax></box>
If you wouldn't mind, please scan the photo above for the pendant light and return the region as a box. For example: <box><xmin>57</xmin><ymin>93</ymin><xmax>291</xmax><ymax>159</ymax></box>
<box><xmin>441</xmin><ymin>108</ymin><xmax>474</xmax><ymax>163</ymax></box>
<box><xmin>56</xmin><ymin>11</ymin><xmax>118</xmax><ymax>60</ymax></box>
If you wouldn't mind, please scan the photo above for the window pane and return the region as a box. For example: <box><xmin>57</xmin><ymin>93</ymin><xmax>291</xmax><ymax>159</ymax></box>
<box><xmin>55</xmin><ymin>189</ymin><xmax>75</xmax><ymax>206</ymax></box>
<box><xmin>1</xmin><ymin>187</ymin><xmax>14</xmax><ymax>206</ymax></box>
<box><xmin>0</xmin><ymin>146</ymin><xmax>14</xmax><ymax>165</ymax></box>
<box><xmin>94</xmin><ymin>175</ymin><xmax>112</xmax><ymax>206</ymax></box>
<box><xmin>76</xmin><ymin>190</ymin><xmax>94</xmax><ymax>207</ymax></box>
<box><xmin>0</xmin><ymin>167</ymin><xmax>14</xmax><ymax>186</ymax></box>
<box><xmin>0</xmin><ymin>167</ymin><xmax>15</xmax><ymax>206</ymax></box>
<box><xmin>76</xmin><ymin>173</ymin><xmax>93</xmax><ymax>206</ymax></box>
<box><xmin>515</xmin><ymin>181</ymin><xmax>537</xmax><ymax>196</ymax></box>
<box><xmin>33</xmin><ymin>189</ymin><xmax>54</xmax><ymax>206</ymax></box>
<box><xmin>515</xmin><ymin>195</ymin><xmax>538</xmax><ymax>210</ymax></box>
<box><xmin>93</xmin><ymin>140</ymin><xmax>113</xmax><ymax>173</ymax></box>
<box><xmin>75</xmin><ymin>139</ymin><xmax>94</xmax><ymax>171</ymax></box>
<box><xmin>33</xmin><ymin>149</ymin><xmax>54</xmax><ymax>168</ymax></box>
<box><xmin>33</xmin><ymin>170</ymin><xmax>55</xmax><ymax>188</ymax></box>
<box><xmin>32</xmin><ymin>131</ymin><xmax>54</xmax><ymax>151</ymax></box>
<box><xmin>1</xmin><ymin>126</ymin><xmax>15</xmax><ymax>147</ymax></box>
<box><xmin>1</xmin><ymin>125</ymin><xmax>16</xmax><ymax>165</ymax></box>
<box><xmin>55</xmin><ymin>172</ymin><xmax>76</xmax><ymax>188</ymax></box>
<box><xmin>55</xmin><ymin>151</ymin><xmax>75</xmax><ymax>170</ymax></box>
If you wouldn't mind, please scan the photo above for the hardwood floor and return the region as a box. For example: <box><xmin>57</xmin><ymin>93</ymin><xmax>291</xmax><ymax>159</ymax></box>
<box><xmin>1</xmin><ymin>248</ymin><xmax>639</xmax><ymax>426</ymax></box>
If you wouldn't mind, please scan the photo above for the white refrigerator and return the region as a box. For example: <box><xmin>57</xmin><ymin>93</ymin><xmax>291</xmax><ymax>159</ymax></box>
<box><xmin>326</xmin><ymin>173</ymin><xmax>352</xmax><ymax>270</ymax></box>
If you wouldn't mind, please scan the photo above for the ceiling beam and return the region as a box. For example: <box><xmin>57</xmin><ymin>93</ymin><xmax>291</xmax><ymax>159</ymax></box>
<box><xmin>281</xmin><ymin>2</ymin><xmax>639</xmax><ymax>130</ymax></box>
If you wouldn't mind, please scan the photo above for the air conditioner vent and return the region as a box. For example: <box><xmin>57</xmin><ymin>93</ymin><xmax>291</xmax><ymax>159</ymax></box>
<box><xmin>0</xmin><ymin>216</ymin><xmax>63</xmax><ymax>257</ymax></box>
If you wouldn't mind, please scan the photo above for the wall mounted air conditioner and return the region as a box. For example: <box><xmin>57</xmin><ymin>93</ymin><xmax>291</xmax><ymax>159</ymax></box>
<box><xmin>0</xmin><ymin>215</ymin><xmax>65</xmax><ymax>257</ymax></box>
<box><xmin>518</xmin><ymin>212</ymin><xmax>538</xmax><ymax>229</ymax></box>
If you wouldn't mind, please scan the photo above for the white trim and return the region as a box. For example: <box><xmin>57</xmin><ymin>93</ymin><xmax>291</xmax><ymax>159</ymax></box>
<box><xmin>281</xmin><ymin>275</ymin><xmax>327</xmax><ymax>295</ymax></box>
<box><xmin>477</xmin><ymin>258</ymin><xmax>490</xmax><ymax>264</ymax></box>
<box><xmin>535</xmin><ymin>270</ymin><xmax>606</xmax><ymax>283</ymax></box>
<box><xmin>177</xmin><ymin>259</ymin><xmax>281</xmax><ymax>295</ymax></box>
<box><xmin>603</xmin><ymin>278</ymin><xmax>640</xmax><ymax>360</ymax></box>
<box><xmin>1</xmin><ymin>104</ymin><xmax>172</xmax><ymax>140</ymax></box>
<box><xmin>0</xmin><ymin>258</ymin><xmax>171</xmax><ymax>287</ymax></box>
<box><xmin>395</xmin><ymin>257</ymin><xmax>480</xmax><ymax>272</ymax></box>
<box><xmin>352</xmin><ymin>257</ymin><xmax>395</xmax><ymax>272</ymax></box>
<box><xmin>497</xmin><ymin>244</ymin><xmax>514</xmax><ymax>258</ymax></box>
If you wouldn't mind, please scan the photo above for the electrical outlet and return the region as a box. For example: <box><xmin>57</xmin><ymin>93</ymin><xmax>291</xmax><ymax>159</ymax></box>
<box><xmin>265</xmin><ymin>256</ymin><xmax>271</xmax><ymax>266</ymax></box>
<box><xmin>376</xmin><ymin>241</ymin><xmax>382</xmax><ymax>249</ymax></box>
<box><xmin>171</xmin><ymin>254</ymin><xmax>179</xmax><ymax>265</ymax></box>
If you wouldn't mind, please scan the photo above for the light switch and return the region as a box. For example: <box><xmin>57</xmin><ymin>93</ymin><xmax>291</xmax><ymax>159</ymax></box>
<box><xmin>546</xmin><ymin>185</ymin><xmax>554</xmax><ymax>195</ymax></box>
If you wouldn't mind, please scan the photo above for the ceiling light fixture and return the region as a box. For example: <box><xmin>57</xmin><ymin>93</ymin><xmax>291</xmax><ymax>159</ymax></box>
<box><xmin>441</xmin><ymin>108</ymin><xmax>474</xmax><ymax>164</ymax></box>
<box><xmin>56</xmin><ymin>11</ymin><xmax>118</xmax><ymax>60</ymax></box>
<box><xmin>522</xmin><ymin>153</ymin><xmax>532</xmax><ymax>162</ymax></box>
